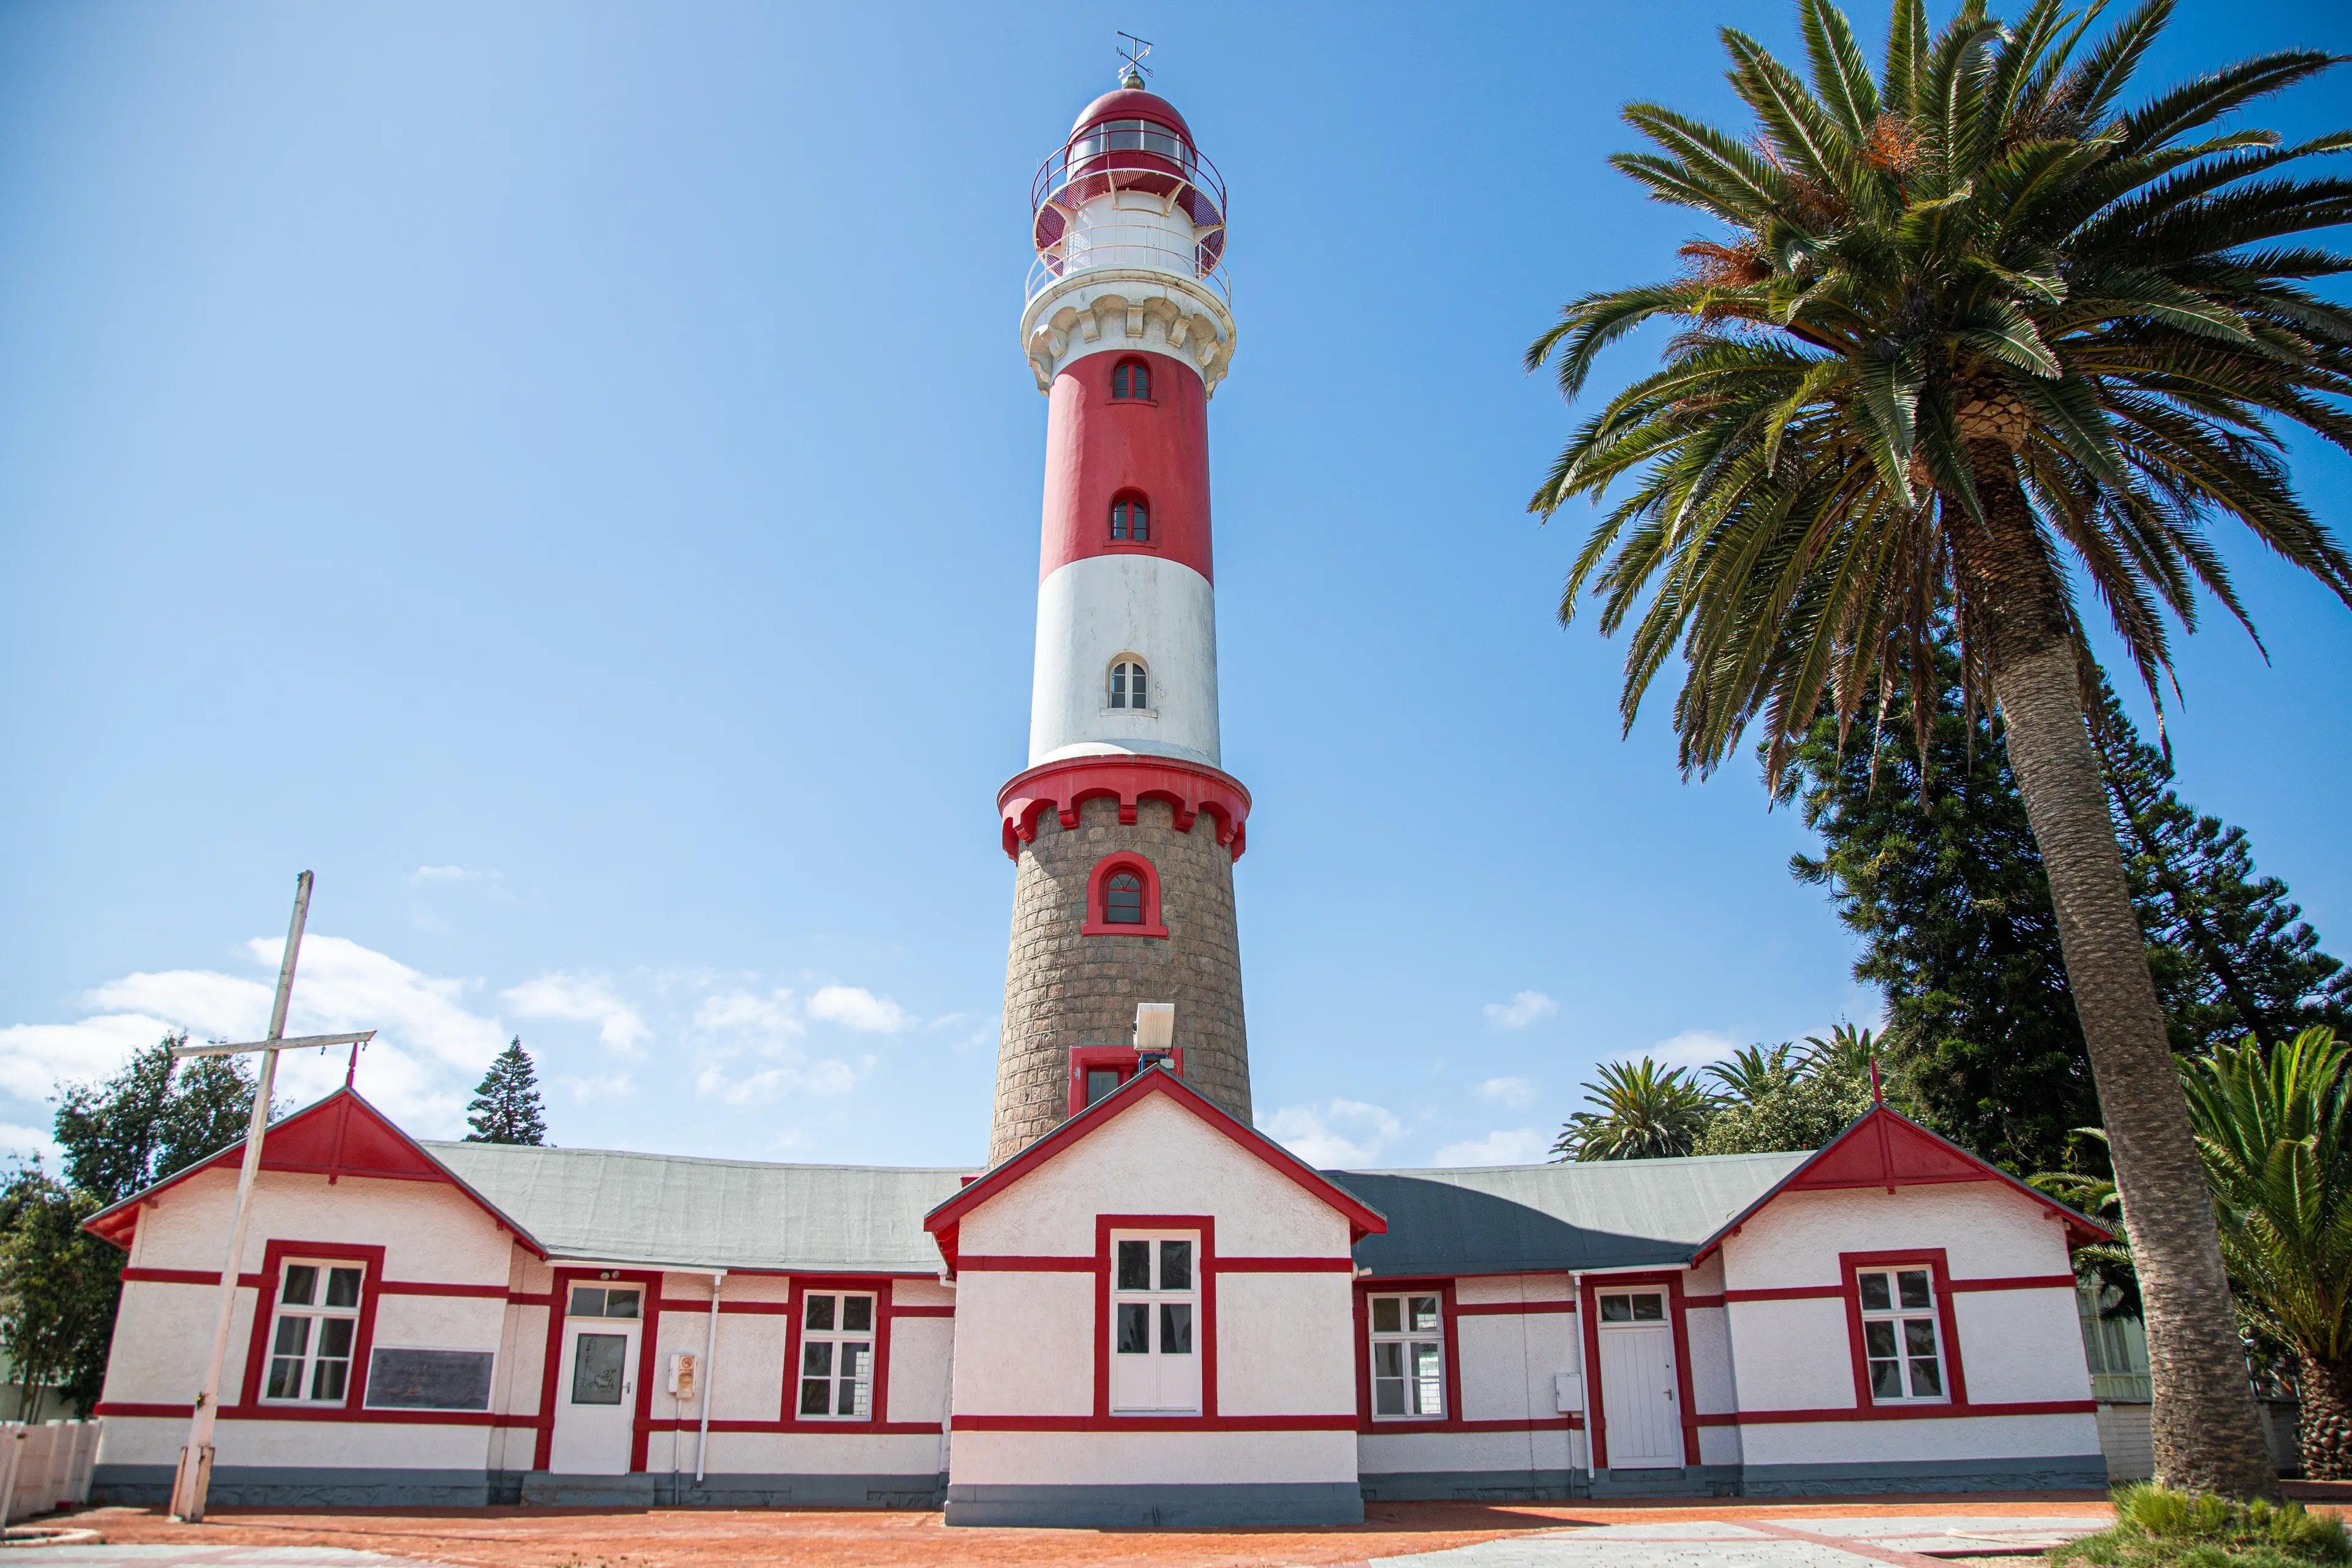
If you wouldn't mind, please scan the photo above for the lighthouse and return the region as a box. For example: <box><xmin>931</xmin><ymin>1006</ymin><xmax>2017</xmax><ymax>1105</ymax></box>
<box><xmin>989</xmin><ymin>67</ymin><xmax>1251</xmax><ymax>1163</ymax></box>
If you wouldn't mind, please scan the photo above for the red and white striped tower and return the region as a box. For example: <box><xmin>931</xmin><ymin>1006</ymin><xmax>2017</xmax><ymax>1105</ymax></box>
<box><xmin>989</xmin><ymin>70</ymin><xmax>1251</xmax><ymax>1163</ymax></box>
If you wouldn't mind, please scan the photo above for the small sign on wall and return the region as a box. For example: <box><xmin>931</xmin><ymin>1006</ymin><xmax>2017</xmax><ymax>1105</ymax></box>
<box><xmin>668</xmin><ymin>1352</ymin><xmax>697</xmax><ymax>1400</ymax></box>
<box><xmin>364</xmin><ymin>1349</ymin><xmax>495</xmax><ymax>1411</ymax></box>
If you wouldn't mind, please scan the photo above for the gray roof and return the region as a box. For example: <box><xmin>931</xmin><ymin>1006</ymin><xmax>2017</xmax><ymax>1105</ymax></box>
<box><xmin>411</xmin><ymin>1142</ymin><xmax>1812</xmax><ymax>1281</ymax></box>
<box><xmin>1329</xmin><ymin>1152</ymin><xmax>1812</xmax><ymax>1278</ymax></box>
<box><xmin>420</xmin><ymin>1142</ymin><xmax>973</xmax><ymax>1275</ymax></box>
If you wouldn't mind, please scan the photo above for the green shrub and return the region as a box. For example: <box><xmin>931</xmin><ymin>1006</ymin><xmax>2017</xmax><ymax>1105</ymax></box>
<box><xmin>2054</xmin><ymin>1484</ymin><xmax>2351</xmax><ymax>1567</ymax></box>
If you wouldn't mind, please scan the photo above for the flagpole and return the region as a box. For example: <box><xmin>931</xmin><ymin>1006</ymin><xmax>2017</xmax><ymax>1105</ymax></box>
<box><xmin>168</xmin><ymin>871</ymin><xmax>312</xmax><ymax>1523</ymax></box>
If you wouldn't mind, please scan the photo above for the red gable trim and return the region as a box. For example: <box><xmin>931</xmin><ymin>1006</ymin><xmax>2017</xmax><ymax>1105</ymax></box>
<box><xmin>80</xmin><ymin>1087</ymin><xmax>543</xmax><ymax>1257</ymax></box>
<box><xmin>922</xmin><ymin>1067</ymin><xmax>1385</xmax><ymax>1264</ymax></box>
<box><xmin>1689</xmin><ymin>1105</ymin><xmax>2110</xmax><ymax>1262</ymax></box>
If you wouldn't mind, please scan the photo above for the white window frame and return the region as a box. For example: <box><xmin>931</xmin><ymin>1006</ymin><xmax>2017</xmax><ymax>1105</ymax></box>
<box><xmin>1109</xmin><ymin>1230</ymin><xmax>1200</xmax><ymax>1414</ymax></box>
<box><xmin>797</xmin><ymin>1290</ymin><xmax>877</xmax><ymax>1421</ymax></box>
<box><xmin>1596</xmin><ymin>1288</ymin><xmax>1668</xmax><ymax>1325</ymax></box>
<box><xmin>1367</xmin><ymin>1291</ymin><xmax>1445</xmax><ymax>1420</ymax></box>
<box><xmin>1856</xmin><ymin>1267</ymin><xmax>1948</xmax><ymax>1403</ymax></box>
<box><xmin>565</xmin><ymin>1283</ymin><xmax>643</xmax><ymax>1321</ymax></box>
<box><xmin>262</xmin><ymin>1258</ymin><xmax>366</xmax><ymax>1405</ymax></box>
<box><xmin>1107</xmin><ymin>657</ymin><xmax>1150</xmax><ymax>712</ymax></box>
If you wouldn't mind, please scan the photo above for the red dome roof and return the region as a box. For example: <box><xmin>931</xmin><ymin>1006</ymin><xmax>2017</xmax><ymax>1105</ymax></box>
<box><xmin>1069</xmin><ymin>87</ymin><xmax>1193</xmax><ymax>145</ymax></box>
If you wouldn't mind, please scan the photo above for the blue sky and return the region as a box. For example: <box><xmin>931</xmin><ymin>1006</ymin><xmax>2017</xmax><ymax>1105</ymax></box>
<box><xmin>2</xmin><ymin>0</ymin><xmax>2346</xmax><ymax>1174</ymax></box>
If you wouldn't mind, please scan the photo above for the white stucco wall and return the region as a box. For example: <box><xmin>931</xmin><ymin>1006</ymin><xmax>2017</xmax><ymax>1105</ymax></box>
<box><xmin>1720</xmin><ymin>1182</ymin><xmax>2099</xmax><ymax>1469</ymax></box>
<box><xmin>947</xmin><ymin>1092</ymin><xmax>1358</xmax><ymax>1491</ymax></box>
<box><xmin>1030</xmin><ymin>553</ymin><xmax>1219</xmax><ymax>767</ymax></box>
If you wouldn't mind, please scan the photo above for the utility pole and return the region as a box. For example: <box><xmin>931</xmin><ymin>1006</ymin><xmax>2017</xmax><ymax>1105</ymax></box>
<box><xmin>166</xmin><ymin>872</ymin><xmax>375</xmax><ymax>1522</ymax></box>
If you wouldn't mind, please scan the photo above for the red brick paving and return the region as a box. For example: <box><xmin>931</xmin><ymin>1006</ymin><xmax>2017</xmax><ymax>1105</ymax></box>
<box><xmin>57</xmin><ymin>1495</ymin><xmax>2124</xmax><ymax>1568</ymax></box>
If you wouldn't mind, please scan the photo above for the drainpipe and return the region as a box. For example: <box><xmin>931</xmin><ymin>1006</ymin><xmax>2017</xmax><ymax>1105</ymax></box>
<box><xmin>695</xmin><ymin>1270</ymin><xmax>725</xmax><ymax>1484</ymax></box>
<box><xmin>1570</xmin><ymin>1268</ymin><xmax>1592</xmax><ymax>1488</ymax></box>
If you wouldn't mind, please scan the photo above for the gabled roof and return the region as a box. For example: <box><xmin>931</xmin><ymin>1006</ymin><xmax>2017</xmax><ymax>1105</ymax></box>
<box><xmin>426</xmin><ymin>1142</ymin><xmax>970</xmax><ymax>1275</ymax></box>
<box><xmin>923</xmin><ymin>1065</ymin><xmax>1386</xmax><ymax>1273</ymax></box>
<box><xmin>1330</xmin><ymin>1152</ymin><xmax>1812</xmax><ymax>1278</ymax></box>
<box><xmin>81</xmin><ymin>1085</ymin><xmax>975</xmax><ymax>1276</ymax></box>
<box><xmin>1687</xmin><ymin>1102</ymin><xmax>2112</xmax><ymax>1259</ymax></box>
<box><xmin>82</xmin><ymin>1088</ymin><xmax>532</xmax><ymax>1252</ymax></box>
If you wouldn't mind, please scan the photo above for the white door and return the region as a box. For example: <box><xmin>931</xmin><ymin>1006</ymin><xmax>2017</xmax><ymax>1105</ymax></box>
<box><xmin>549</xmin><ymin>1317</ymin><xmax>639</xmax><ymax>1474</ymax></box>
<box><xmin>1109</xmin><ymin>1232</ymin><xmax>1200</xmax><ymax>1414</ymax></box>
<box><xmin>1597</xmin><ymin>1295</ymin><xmax>1681</xmax><ymax>1468</ymax></box>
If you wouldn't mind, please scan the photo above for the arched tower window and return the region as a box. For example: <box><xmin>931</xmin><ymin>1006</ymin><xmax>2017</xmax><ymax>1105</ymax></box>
<box><xmin>1109</xmin><ymin>658</ymin><xmax>1148</xmax><ymax>710</ymax></box>
<box><xmin>1112</xmin><ymin>358</ymin><xmax>1152</xmax><ymax>401</ymax></box>
<box><xmin>1110</xmin><ymin>493</ymin><xmax>1150</xmax><ymax>543</ymax></box>
<box><xmin>1083</xmin><ymin>853</ymin><xmax>1167</xmax><ymax>937</ymax></box>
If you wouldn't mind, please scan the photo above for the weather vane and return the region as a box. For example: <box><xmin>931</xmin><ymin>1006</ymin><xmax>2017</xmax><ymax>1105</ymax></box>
<box><xmin>1115</xmin><ymin>32</ymin><xmax>1153</xmax><ymax>88</ymax></box>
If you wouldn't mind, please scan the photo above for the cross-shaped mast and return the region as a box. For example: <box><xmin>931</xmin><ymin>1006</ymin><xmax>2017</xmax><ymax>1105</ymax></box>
<box><xmin>167</xmin><ymin>870</ymin><xmax>375</xmax><ymax>1522</ymax></box>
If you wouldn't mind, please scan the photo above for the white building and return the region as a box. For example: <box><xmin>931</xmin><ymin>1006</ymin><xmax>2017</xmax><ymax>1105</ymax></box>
<box><xmin>81</xmin><ymin>68</ymin><xmax>2115</xmax><ymax>1525</ymax></box>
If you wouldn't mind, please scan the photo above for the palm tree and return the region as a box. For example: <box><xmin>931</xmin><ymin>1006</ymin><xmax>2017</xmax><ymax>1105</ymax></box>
<box><xmin>1526</xmin><ymin>0</ymin><xmax>2349</xmax><ymax>1494</ymax></box>
<box><xmin>2182</xmin><ymin>1030</ymin><xmax>2352</xmax><ymax>1479</ymax></box>
<box><xmin>1554</xmin><ymin>1057</ymin><xmax>1717</xmax><ymax>1161</ymax></box>
<box><xmin>1708</xmin><ymin>1042</ymin><xmax>1800</xmax><ymax>1101</ymax></box>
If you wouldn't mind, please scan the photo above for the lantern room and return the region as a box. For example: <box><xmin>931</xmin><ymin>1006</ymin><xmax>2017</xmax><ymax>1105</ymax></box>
<box><xmin>1029</xmin><ymin>85</ymin><xmax>1228</xmax><ymax>302</ymax></box>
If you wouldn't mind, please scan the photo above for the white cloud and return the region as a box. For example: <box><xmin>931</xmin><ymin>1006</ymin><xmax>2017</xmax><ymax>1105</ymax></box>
<box><xmin>807</xmin><ymin>985</ymin><xmax>909</xmax><ymax>1035</ymax></box>
<box><xmin>695</xmin><ymin>989</ymin><xmax>802</xmax><ymax>1047</ymax></box>
<box><xmin>503</xmin><ymin>973</ymin><xmax>649</xmax><ymax>1055</ymax></box>
<box><xmin>0</xmin><ymin>1013</ymin><xmax>192</xmax><ymax>1101</ymax></box>
<box><xmin>1650</xmin><ymin>1028</ymin><xmax>1737</xmax><ymax>1068</ymax></box>
<box><xmin>1257</xmin><ymin>1099</ymin><xmax>1404</xmax><ymax>1168</ymax></box>
<box><xmin>407</xmin><ymin>865</ymin><xmax>490</xmax><ymax>886</ymax></box>
<box><xmin>1433</xmin><ymin>1127</ymin><xmax>1550</xmax><ymax>1166</ymax></box>
<box><xmin>0</xmin><ymin>1123</ymin><xmax>64</xmax><ymax>1169</ymax></box>
<box><xmin>557</xmin><ymin>1072</ymin><xmax>636</xmax><ymax>1102</ymax></box>
<box><xmin>695</xmin><ymin>1057</ymin><xmax>866</xmax><ymax>1106</ymax></box>
<box><xmin>1483</xmin><ymin>990</ymin><xmax>1558</xmax><ymax>1030</ymax></box>
<box><xmin>0</xmin><ymin>935</ymin><xmax>514</xmax><ymax>1134</ymax></box>
<box><xmin>1477</xmin><ymin>1076</ymin><xmax>1538</xmax><ymax>1108</ymax></box>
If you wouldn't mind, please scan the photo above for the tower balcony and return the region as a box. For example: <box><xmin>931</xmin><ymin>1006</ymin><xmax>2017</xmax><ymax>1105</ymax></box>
<box><xmin>1027</xmin><ymin>118</ymin><xmax>1229</xmax><ymax>309</ymax></box>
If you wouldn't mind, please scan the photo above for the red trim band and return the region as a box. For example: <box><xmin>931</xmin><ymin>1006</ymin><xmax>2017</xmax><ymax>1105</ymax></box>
<box><xmin>999</xmin><ymin>755</ymin><xmax>1250</xmax><ymax>862</ymax></box>
<box><xmin>1451</xmin><ymin>1300</ymin><xmax>1576</xmax><ymax>1316</ymax></box>
<box><xmin>952</xmin><ymin>1415</ymin><xmax>1356</xmax><ymax>1433</ymax></box>
<box><xmin>1698</xmin><ymin>1399</ymin><xmax>2098</xmax><ymax>1426</ymax></box>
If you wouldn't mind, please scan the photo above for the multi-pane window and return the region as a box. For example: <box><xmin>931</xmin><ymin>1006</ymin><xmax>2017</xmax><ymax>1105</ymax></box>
<box><xmin>1104</xmin><ymin>873</ymin><xmax>1145</xmax><ymax>924</ymax></box>
<box><xmin>1368</xmin><ymin>1294</ymin><xmax>1444</xmax><ymax>1418</ymax></box>
<box><xmin>568</xmin><ymin>1284</ymin><xmax>641</xmax><ymax>1320</ymax></box>
<box><xmin>1110</xmin><ymin>1233</ymin><xmax>1199</xmax><ymax>1413</ymax></box>
<box><xmin>265</xmin><ymin>1260</ymin><xmax>364</xmax><ymax>1403</ymax></box>
<box><xmin>799</xmin><ymin>1291</ymin><xmax>876</xmax><ymax>1420</ymax></box>
<box><xmin>1110</xmin><ymin>497</ymin><xmax>1150</xmax><ymax>543</ymax></box>
<box><xmin>1599</xmin><ymin>1291</ymin><xmax>1666</xmax><ymax>1324</ymax></box>
<box><xmin>1112</xmin><ymin>359</ymin><xmax>1152</xmax><ymax>400</ymax></box>
<box><xmin>1858</xmin><ymin>1268</ymin><xmax>1945</xmax><ymax>1401</ymax></box>
<box><xmin>1109</xmin><ymin>660</ymin><xmax>1148</xmax><ymax>709</ymax></box>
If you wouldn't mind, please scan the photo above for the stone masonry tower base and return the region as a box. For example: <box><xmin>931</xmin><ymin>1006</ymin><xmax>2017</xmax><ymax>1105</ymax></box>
<box><xmin>990</xmin><ymin>794</ymin><xmax>1250</xmax><ymax>1164</ymax></box>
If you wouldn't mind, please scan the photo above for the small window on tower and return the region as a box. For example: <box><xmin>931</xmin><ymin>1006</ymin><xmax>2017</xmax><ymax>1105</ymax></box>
<box><xmin>1110</xmin><ymin>495</ymin><xmax>1150</xmax><ymax>543</ymax></box>
<box><xmin>1112</xmin><ymin>359</ymin><xmax>1152</xmax><ymax>400</ymax></box>
<box><xmin>1105</xmin><ymin>873</ymin><xmax>1145</xmax><ymax>925</ymax></box>
<box><xmin>1109</xmin><ymin>659</ymin><xmax>1148</xmax><ymax>710</ymax></box>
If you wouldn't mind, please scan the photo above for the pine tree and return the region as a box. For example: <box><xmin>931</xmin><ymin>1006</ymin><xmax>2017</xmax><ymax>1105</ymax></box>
<box><xmin>1783</xmin><ymin>646</ymin><xmax>2350</xmax><ymax>1179</ymax></box>
<box><xmin>1784</xmin><ymin>651</ymin><xmax>2100</xmax><ymax>1178</ymax></box>
<box><xmin>2095</xmin><ymin>690</ymin><xmax>2352</xmax><ymax>1055</ymax></box>
<box><xmin>465</xmin><ymin>1039</ymin><xmax>549</xmax><ymax>1146</ymax></box>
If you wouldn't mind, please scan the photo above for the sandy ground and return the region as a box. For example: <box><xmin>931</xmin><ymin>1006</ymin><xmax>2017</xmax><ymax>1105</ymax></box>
<box><xmin>50</xmin><ymin>1494</ymin><xmax>2125</xmax><ymax>1568</ymax></box>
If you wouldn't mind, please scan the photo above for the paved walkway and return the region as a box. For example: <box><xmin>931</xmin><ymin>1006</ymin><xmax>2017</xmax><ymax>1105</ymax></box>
<box><xmin>3</xmin><ymin>1513</ymin><xmax>2105</xmax><ymax>1568</ymax></box>
<box><xmin>1374</xmin><ymin>1514</ymin><xmax>2100</xmax><ymax>1566</ymax></box>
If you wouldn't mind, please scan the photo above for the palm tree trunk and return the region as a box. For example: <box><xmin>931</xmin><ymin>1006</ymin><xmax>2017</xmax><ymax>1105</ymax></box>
<box><xmin>2296</xmin><ymin>1352</ymin><xmax>2352</xmax><ymax>1479</ymax></box>
<box><xmin>1949</xmin><ymin>447</ymin><xmax>2277</xmax><ymax>1499</ymax></box>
